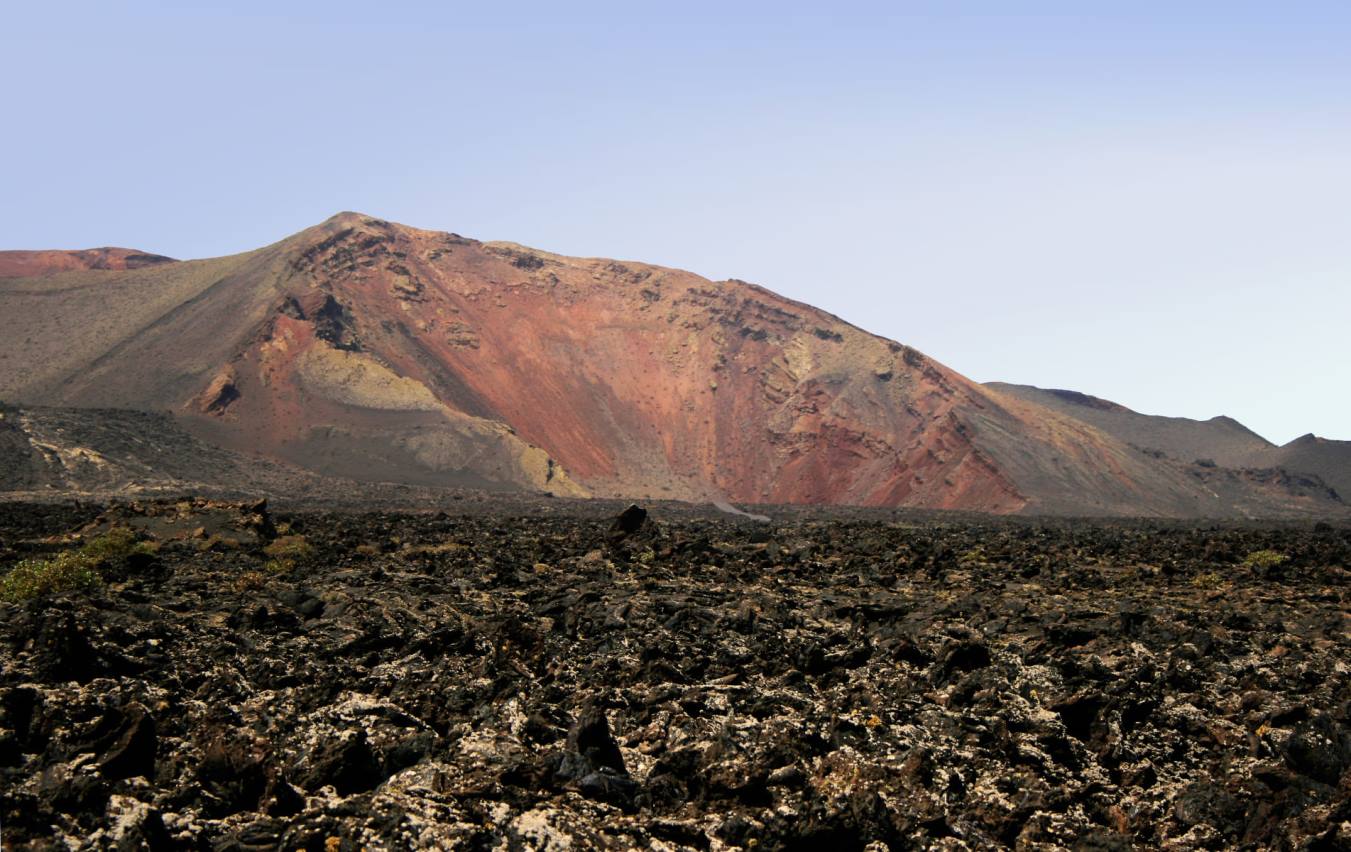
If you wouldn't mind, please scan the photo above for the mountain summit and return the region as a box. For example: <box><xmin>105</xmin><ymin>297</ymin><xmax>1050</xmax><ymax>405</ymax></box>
<box><xmin>0</xmin><ymin>213</ymin><xmax>1341</xmax><ymax>516</ymax></box>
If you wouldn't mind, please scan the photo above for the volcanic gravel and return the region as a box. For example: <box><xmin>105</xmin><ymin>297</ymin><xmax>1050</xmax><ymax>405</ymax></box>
<box><xmin>1</xmin><ymin>501</ymin><xmax>1349</xmax><ymax>850</ymax></box>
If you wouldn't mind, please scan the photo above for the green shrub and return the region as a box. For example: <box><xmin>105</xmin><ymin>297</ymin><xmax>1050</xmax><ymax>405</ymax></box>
<box><xmin>1242</xmin><ymin>550</ymin><xmax>1287</xmax><ymax>570</ymax></box>
<box><xmin>263</xmin><ymin>535</ymin><xmax>314</xmax><ymax>561</ymax></box>
<box><xmin>260</xmin><ymin>534</ymin><xmax>315</xmax><ymax>576</ymax></box>
<box><xmin>0</xmin><ymin>527</ymin><xmax>152</xmax><ymax>603</ymax></box>
<box><xmin>86</xmin><ymin>526</ymin><xmax>157</xmax><ymax>559</ymax></box>
<box><xmin>0</xmin><ymin>551</ymin><xmax>102</xmax><ymax>602</ymax></box>
<box><xmin>263</xmin><ymin>558</ymin><xmax>293</xmax><ymax>576</ymax></box>
<box><xmin>233</xmin><ymin>570</ymin><xmax>267</xmax><ymax>592</ymax></box>
<box><xmin>1191</xmin><ymin>570</ymin><xmax>1224</xmax><ymax>589</ymax></box>
<box><xmin>957</xmin><ymin>546</ymin><xmax>987</xmax><ymax>567</ymax></box>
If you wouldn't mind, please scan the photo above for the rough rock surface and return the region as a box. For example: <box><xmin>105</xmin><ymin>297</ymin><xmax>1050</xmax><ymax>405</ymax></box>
<box><xmin>1</xmin><ymin>500</ymin><xmax>1348</xmax><ymax>848</ymax></box>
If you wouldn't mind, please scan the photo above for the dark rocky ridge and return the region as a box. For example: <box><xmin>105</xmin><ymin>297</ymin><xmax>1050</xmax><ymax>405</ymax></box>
<box><xmin>1</xmin><ymin>500</ymin><xmax>1348</xmax><ymax>848</ymax></box>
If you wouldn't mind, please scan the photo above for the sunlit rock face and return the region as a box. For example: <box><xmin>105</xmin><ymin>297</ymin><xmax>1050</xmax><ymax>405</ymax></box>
<box><xmin>0</xmin><ymin>212</ymin><xmax>1343</xmax><ymax>516</ymax></box>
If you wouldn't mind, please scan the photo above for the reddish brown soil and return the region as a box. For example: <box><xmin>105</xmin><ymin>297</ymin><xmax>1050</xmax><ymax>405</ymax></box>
<box><xmin>0</xmin><ymin>248</ymin><xmax>175</xmax><ymax>277</ymax></box>
<box><xmin>0</xmin><ymin>214</ymin><xmax>1343</xmax><ymax>517</ymax></box>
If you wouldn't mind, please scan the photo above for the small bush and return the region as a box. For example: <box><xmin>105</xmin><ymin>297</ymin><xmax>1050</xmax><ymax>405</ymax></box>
<box><xmin>957</xmin><ymin>546</ymin><xmax>987</xmax><ymax>567</ymax></box>
<box><xmin>259</xmin><ymin>535</ymin><xmax>315</xmax><ymax>576</ymax></box>
<box><xmin>1242</xmin><ymin>550</ymin><xmax>1287</xmax><ymax>570</ymax></box>
<box><xmin>82</xmin><ymin>526</ymin><xmax>157</xmax><ymax>561</ymax></box>
<box><xmin>0</xmin><ymin>527</ymin><xmax>151</xmax><ymax>603</ymax></box>
<box><xmin>263</xmin><ymin>559</ymin><xmax>293</xmax><ymax>576</ymax></box>
<box><xmin>1191</xmin><ymin>570</ymin><xmax>1224</xmax><ymax>589</ymax></box>
<box><xmin>0</xmin><ymin>551</ymin><xmax>102</xmax><ymax>602</ymax></box>
<box><xmin>264</xmin><ymin>535</ymin><xmax>315</xmax><ymax>561</ymax></box>
<box><xmin>197</xmin><ymin>534</ymin><xmax>243</xmax><ymax>553</ymax></box>
<box><xmin>233</xmin><ymin>570</ymin><xmax>267</xmax><ymax>592</ymax></box>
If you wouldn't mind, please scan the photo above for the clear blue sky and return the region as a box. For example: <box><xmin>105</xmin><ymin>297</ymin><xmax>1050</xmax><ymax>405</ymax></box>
<box><xmin>5</xmin><ymin>2</ymin><xmax>1349</xmax><ymax>443</ymax></box>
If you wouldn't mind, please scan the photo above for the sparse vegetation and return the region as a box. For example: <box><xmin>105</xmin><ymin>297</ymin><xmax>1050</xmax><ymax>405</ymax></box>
<box><xmin>262</xmin><ymin>559</ymin><xmax>292</xmax><ymax>576</ymax></box>
<box><xmin>1191</xmin><ymin>570</ymin><xmax>1224</xmax><ymax>589</ymax></box>
<box><xmin>197</xmin><ymin>533</ymin><xmax>243</xmax><ymax>552</ymax></box>
<box><xmin>83</xmin><ymin>526</ymin><xmax>157</xmax><ymax>560</ymax></box>
<box><xmin>263</xmin><ymin>534</ymin><xmax>315</xmax><ymax>560</ymax></box>
<box><xmin>958</xmin><ymin>546</ymin><xmax>988</xmax><ymax>567</ymax></box>
<box><xmin>400</xmin><ymin>540</ymin><xmax>467</xmax><ymax>558</ymax></box>
<box><xmin>0</xmin><ymin>527</ymin><xmax>152</xmax><ymax>603</ymax></box>
<box><xmin>232</xmin><ymin>570</ymin><xmax>267</xmax><ymax>592</ymax></box>
<box><xmin>261</xmin><ymin>534</ymin><xmax>315</xmax><ymax>574</ymax></box>
<box><xmin>0</xmin><ymin>551</ymin><xmax>103</xmax><ymax>603</ymax></box>
<box><xmin>1242</xmin><ymin>549</ymin><xmax>1288</xmax><ymax>570</ymax></box>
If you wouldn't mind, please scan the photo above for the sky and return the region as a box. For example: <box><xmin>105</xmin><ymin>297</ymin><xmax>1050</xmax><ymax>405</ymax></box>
<box><xmin>4</xmin><ymin>1</ymin><xmax>1349</xmax><ymax>444</ymax></box>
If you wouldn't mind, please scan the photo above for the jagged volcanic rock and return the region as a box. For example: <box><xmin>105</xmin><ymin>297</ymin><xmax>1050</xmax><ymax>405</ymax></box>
<box><xmin>0</xmin><ymin>501</ymin><xmax>1348</xmax><ymax>847</ymax></box>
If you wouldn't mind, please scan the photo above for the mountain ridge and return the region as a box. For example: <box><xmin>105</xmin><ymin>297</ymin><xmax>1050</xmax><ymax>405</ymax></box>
<box><xmin>0</xmin><ymin>212</ymin><xmax>1343</xmax><ymax>517</ymax></box>
<box><xmin>988</xmin><ymin>382</ymin><xmax>1349</xmax><ymax>501</ymax></box>
<box><xmin>0</xmin><ymin>247</ymin><xmax>176</xmax><ymax>278</ymax></box>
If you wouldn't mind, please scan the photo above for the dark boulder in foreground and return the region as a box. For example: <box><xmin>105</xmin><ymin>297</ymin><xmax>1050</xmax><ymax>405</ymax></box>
<box><xmin>556</xmin><ymin>705</ymin><xmax>639</xmax><ymax>810</ymax></box>
<box><xmin>608</xmin><ymin>503</ymin><xmax>649</xmax><ymax>540</ymax></box>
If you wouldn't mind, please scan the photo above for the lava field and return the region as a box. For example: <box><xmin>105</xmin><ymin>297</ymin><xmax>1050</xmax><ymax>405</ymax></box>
<box><xmin>1</xmin><ymin>500</ymin><xmax>1349</xmax><ymax>850</ymax></box>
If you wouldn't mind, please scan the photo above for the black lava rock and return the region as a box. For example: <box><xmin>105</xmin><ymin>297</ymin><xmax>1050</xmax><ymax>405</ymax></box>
<box><xmin>98</xmin><ymin>704</ymin><xmax>158</xmax><ymax>781</ymax></box>
<box><xmin>608</xmin><ymin>504</ymin><xmax>648</xmax><ymax>540</ymax></box>
<box><xmin>296</xmin><ymin>731</ymin><xmax>384</xmax><ymax>795</ymax></box>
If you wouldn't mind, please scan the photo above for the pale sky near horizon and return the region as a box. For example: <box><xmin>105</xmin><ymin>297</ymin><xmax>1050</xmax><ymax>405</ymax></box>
<box><xmin>4</xmin><ymin>2</ymin><xmax>1349</xmax><ymax>444</ymax></box>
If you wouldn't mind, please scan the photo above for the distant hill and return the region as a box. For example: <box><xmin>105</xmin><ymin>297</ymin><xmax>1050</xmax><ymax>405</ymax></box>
<box><xmin>986</xmin><ymin>383</ymin><xmax>1275</xmax><ymax>467</ymax></box>
<box><xmin>0</xmin><ymin>247</ymin><xmax>175</xmax><ymax>278</ymax></box>
<box><xmin>989</xmin><ymin>383</ymin><xmax>1348</xmax><ymax>501</ymax></box>
<box><xmin>0</xmin><ymin>213</ymin><xmax>1343</xmax><ymax>517</ymax></box>
<box><xmin>1260</xmin><ymin>434</ymin><xmax>1351</xmax><ymax>501</ymax></box>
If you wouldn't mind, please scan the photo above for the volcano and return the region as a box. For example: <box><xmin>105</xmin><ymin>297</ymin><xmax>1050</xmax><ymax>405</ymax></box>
<box><xmin>0</xmin><ymin>213</ymin><xmax>1342</xmax><ymax>517</ymax></box>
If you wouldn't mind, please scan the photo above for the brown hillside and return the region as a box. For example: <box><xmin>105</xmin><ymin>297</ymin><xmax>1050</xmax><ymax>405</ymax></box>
<box><xmin>0</xmin><ymin>213</ymin><xmax>1341</xmax><ymax>517</ymax></box>
<box><xmin>986</xmin><ymin>383</ymin><xmax>1275</xmax><ymax>467</ymax></box>
<box><xmin>989</xmin><ymin>383</ymin><xmax>1350</xmax><ymax>506</ymax></box>
<box><xmin>1261</xmin><ymin>434</ymin><xmax>1351</xmax><ymax>500</ymax></box>
<box><xmin>0</xmin><ymin>247</ymin><xmax>175</xmax><ymax>277</ymax></box>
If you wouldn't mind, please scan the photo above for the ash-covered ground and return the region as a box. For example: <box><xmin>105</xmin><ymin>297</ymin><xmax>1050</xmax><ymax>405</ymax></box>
<box><xmin>1</xmin><ymin>499</ymin><xmax>1349</xmax><ymax>850</ymax></box>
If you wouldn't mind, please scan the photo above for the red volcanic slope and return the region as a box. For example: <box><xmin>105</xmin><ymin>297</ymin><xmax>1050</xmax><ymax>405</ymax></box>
<box><xmin>0</xmin><ymin>247</ymin><xmax>176</xmax><ymax>278</ymax></box>
<box><xmin>0</xmin><ymin>213</ymin><xmax>1341</xmax><ymax>516</ymax></box>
